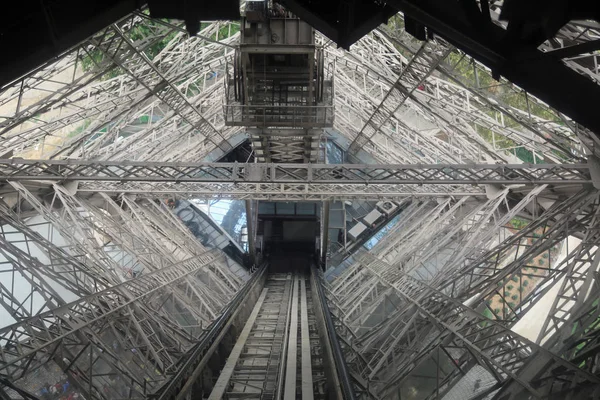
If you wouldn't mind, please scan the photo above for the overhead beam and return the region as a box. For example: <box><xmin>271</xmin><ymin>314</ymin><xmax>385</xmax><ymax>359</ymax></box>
<box><xmin>385</xmin><ymin>0</ymin><xmax>600</xmax><ymax>151</ymax></box>
<box><xmin>0</xmin><ymin>159</ymin><xmax>589</xmax><ymax>200</ymax></box>
<box><xmin>0</xmin><ymin>159</ymin><xmax>590</xmax><ymax>185</ymax></box>
<box><xmin>0</xmin><ymin>1</ymin><xmax>147</xmax><ymax>90</ymax></box>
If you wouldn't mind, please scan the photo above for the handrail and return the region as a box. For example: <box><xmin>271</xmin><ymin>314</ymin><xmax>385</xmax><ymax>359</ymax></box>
<box><xmin>313</xmin><ymin>266</ymin><xmax>357</xmax><ymax>400</ymax></box>
<box><xmin>151</xmin><ymin>262</ymin><xmax>268</xmax><ymax>400</ymax></box>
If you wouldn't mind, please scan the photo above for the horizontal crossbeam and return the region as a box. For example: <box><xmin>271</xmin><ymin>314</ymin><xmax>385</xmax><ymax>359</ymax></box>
<box><xmin>0</xmin><ymin>160</ymin><xmax>590</xmax><ymax>200</ymax></box>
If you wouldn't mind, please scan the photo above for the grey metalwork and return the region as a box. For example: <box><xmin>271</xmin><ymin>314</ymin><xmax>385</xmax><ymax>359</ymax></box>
<box><xmin>0</xmin><ymin>159</ymin><xmax>590</xmax><ymax>183</ymax></box>
<box><xmin>1</xmin><ymin>4</ymin><xmax>600</xmax><ymax>400</ymax></box>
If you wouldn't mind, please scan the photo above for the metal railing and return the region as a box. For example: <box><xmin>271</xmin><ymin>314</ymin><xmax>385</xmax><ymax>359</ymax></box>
<box><xmin>151</xmin><ymin>262</ymin><xmax>268</xmax><ymax>400</ymax></box>
<box><xmin>311</xmin><ymin>266</ymin><xmax>357</xmax><ymax>400</ymax></box>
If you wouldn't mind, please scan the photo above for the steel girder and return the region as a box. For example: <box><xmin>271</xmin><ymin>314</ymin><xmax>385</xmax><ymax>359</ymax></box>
<box><xmin>331</xmin><ymin>251</ymin><xmax>600</xmax><ymax>399</ymax></box>
<box><xmin>0</xmin><ymin>205</ymin><xmax>110</xmax><ymax>320</ymax></box>
<box><xmin>0</xmin><ymin>182</ymin><xmax>246</xmax><ymax>398</ymax></box>
<box><xmin>0</xmin><ymin>160</ymin><xmax>590</xmax><ymax>201</ymax></box>
<box><xmin>89</xmin><ymin>22</ymin><xmax>230</xmax><ymax>155</ymax></box>
<box><xmin>0</xmin><ymin>14</ymin><xmax>589</xmax><ymax>168</ymax></box>
<box><xmin>326</xmin><ymin>33</ymin><xmax>507</xmax><ymax>165</ymax></box>
<box><xmin>550</xmin><ymin>287</ymin><xmax>600</xmax><ymax>378</ymax></box>
<box><xmin>324</xmin><ymin>28</ymin><xmax>587</xmax><ymax>166</ymax></box>
<box><xmin>0</xmin><ymin>6</ymin><xmax>598</xmax><ymax>400</ymax></box>
<box><xmin>533</xmin><ymin>201</ymin><xmax>600</xmax><ymax>367</ymax></box>
<box><xmin>378</xmin><ymin>17</ymin><xmax>588</xmax><ymax>162</ymax></box>
<box><xmin>0</xmin><ymin>250</ymin><xmax>222</xmax><ymax>382</ymax></box>
<box><xmin>383</xmin><ymin>0</ymin><xmax>600</xmax><ymax>152</ymax></box>
<box><xmin>249</xmin><ymin>128</ymin><xmax>323</xmax><ymax>163</ymax></box>
<box><xmin>346</xmin><ymin>39</ymin><xmax>453</xmax><ymax>155</ymax></box>
<box><xmin>0</xmin><ymin>160</ymin><xmax>590</xmax><ymax>184</ymax></box>
<box><xmin>328</xmin><ymin>189</ymin><xmax>600</xmax><ymax>398</ymax></box>
<box><xmin>432</xmin><ymin>190</ymin><xmax>600</xmax><ymax>302</ymax></box>
<box><xmin>0</xmin><ymin>15</ymin><xmax>240</xmax><ymax>163</ymax></box>
<box><xmin>330</xmin><ymin>189</ymin><xmax>533</xmax><ymax>338</ymax></box>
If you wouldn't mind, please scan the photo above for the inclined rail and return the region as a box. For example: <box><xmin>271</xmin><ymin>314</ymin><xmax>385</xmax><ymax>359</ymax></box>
<box><xmin>311</xmin><ymin>267</ymin><xmax>358</xmax><ymax>400</ymax></box>
<box><xmin>153</xmin><ymin>264</ymin><xmax>267</xmax><ymax>400</ymax></box>
<box><xmin>151</xmin><ymin>264</ymin><xmax>356</xmax><ymax>399</ymax></box>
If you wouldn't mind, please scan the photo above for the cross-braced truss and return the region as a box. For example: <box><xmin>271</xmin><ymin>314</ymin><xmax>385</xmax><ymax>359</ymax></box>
<box><xmin>327</xmin><ymin>189</ymin><xmax>600</xmax><ymax>398</ymax></box>
<box><xmin>1</xmin><ymin>4</ymin><xmax>600</xmax><ymax>400</ymax></box>
<box><xmin>0</xmin><ymin>160</ymin><xmax>590</xmax><ymax>202</ymax></box>
<box><xmin>0</xmin><ymin>182</ymin><xmax>246</xmax><ymax>398</ymax></box>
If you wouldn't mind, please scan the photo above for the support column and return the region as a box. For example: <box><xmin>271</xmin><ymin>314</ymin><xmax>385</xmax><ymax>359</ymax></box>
<box><xmin>246</xmin><ymin>199</ymin><xmax>256</xmax><ymax>264</ymax></box>
<box><xmin>321</xmin><ymin>201</ymin><xmax>331</xmax><ymax>268</ymax></box>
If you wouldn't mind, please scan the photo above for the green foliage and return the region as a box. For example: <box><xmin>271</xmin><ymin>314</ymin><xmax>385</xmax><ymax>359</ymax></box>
<box><xmin>385</xmin><ymin>16</ymin><xmax>415</xmax><ymax>60</ymax></box>
<box><xmin>79</xmin><ymin>19</ymin><xmax>238</xmax><ymax>81</ymax></box>
<box><xmin>515</xmin><ymin>147</ymin><xmax>538</xmax><ymax>164</ymax></box>
<box><xmin>138</xmin><ymin>115</ymin><xmax>150</xmax><ymax>124</ymax></box>
<box><xmin>446</xmin><ymin>51</ymin><xmax>494</xmax><ymax>88</ymax></box>
<box><xmin>510</xmin><ymin>217</ymin><xmax>529</xmax><ymax>230</ymax></box>
<box><xmin>80</xmin><ymin>50</ymin><xmax>104</xmax><ymax>73</ymax></box>
<box><xmin>506</xmin><ymin>285</ymin><xmax>514</xmax><ymax>290</ymax></box>
<box><xmin>523</xmin><ymin>280</ymin><xmax>529</xmax><ymax>287</ymax></box>
<box><xmin>482</xmin><ymin>308</ymin><xmax>494</xmax><ymax>321</ymax></box>
<box><xmin>443</xmin><ymin>49</ymin><xmax>570</xmax><ymax>157</ymax></box>
<box><xmin>511</xmin><ymin>294</ymin><xmax>518</xmax><ymax>300</ymax></box>
<box><xmin>200</xmin><ymin>22</ymin><xmax>240</xmax><ymax>41</ymax></box>
<box><xmin>83</xmin><ymin>11</ymin><xmax>180</xmax><ymax>74</ymax></box>
<box><xmin>132</xmin><ymin>24</ymin><xmax>179</xmax><ymax>60</ymax></box>
<box><xmin>511</xmin><ymin>276</ymin><xmax>519</xmax><ymax>282</ymax></box>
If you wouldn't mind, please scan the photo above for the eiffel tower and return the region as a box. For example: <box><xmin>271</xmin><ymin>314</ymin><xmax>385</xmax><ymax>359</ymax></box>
<box><xmin>1</xmin><ymin>1</ymin><xmax>600</xmax><ymax>399</ymax></box>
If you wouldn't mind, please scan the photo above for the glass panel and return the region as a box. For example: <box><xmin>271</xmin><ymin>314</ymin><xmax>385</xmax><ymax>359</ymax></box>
<box><xmin>276</xmin><ymin>202</ymin><xmax>295</xmax><ymax>215</ymax></box>
<box><xmin>296</xmin><ymin>202</ymin><xmax>316</xmax><ymax>215</ymax></box>
<box><xmin>326</xmin><ymin>140</ymin><xmax>344</xmax><ymax>164</ymax></box>
<box><xmin>258</xmin><ymin>201</ymin><xmax>276</xmax><ymax>214</ymax></box>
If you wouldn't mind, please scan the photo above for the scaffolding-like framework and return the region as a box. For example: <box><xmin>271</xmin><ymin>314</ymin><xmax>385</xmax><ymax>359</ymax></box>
<box><xmin>1</xmin><ymin>5</ymin><xmax>600</xmax><ymax>399</ymax></box>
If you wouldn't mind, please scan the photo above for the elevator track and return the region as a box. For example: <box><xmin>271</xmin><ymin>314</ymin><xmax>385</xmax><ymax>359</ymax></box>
<box><xmin>208</xmin><ymin>273</ymin><xmax>326</xmax><ymax>399</ymax></box>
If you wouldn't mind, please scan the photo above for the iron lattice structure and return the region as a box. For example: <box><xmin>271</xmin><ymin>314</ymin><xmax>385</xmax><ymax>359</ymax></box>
<box><xmin>0</xmin><ymin>6</ymin><xmax>599</xmax><ymax>400</ymax></box>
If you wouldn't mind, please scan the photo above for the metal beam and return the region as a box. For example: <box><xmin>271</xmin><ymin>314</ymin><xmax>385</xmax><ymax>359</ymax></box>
<box><xmin>0</xmin><ymin>250</ymin><xmax>223</xmax><ymax>380</ymax></box>
<box><xmin>245</xmin><ymin>199</ymin><xmax>256</xmax><ymax>263</ymax></box>
<box><xmin>0</xmin><ymin>160</ymin><xmax>589</xmax><ymax>200</ymax></box>
<box><xmin>0</xmin><ymin>160</ymin><xmax>590</xmax><ymax>184</ymax></box>
<box><xmin>347</xmin><ymin>40</ymin><xmax>452</xmax><ymax>155</ymax></box>
<box><xmin>385</xmin><ymin>0</ymin><xmax>600</xmax><ymax>153</ymax></box>
<box><xmin>207</xmin><ymin>289</ymin><xmax>269</xmax><ymax>400</ymax></box>
<box><xmin>341</xmin><ymin>252</ymin><xmax>600</xmax><ymax>399</ymax></box>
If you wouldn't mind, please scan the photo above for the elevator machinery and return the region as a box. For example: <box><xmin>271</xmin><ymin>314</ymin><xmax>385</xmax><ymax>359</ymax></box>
<box><xmin>224</xmin><ymin>0</ymin><xmax>335</xmax><ymax>163</ymax></box>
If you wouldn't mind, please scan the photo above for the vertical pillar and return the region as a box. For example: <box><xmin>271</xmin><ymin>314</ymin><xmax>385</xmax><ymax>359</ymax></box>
<box><xmin>246</xmin><ymin>199</ymin><xmax>256</xmax><ymax>264</ymax></box>
<box><xmin>321</xmin><ymin>201</ymin><xmax>330</xmax><ymax>269</ymax></box>
<box><xmin>308</xmin><ymin>50</ymin><xmax>315</xmax><ymax>106</ymax></box>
